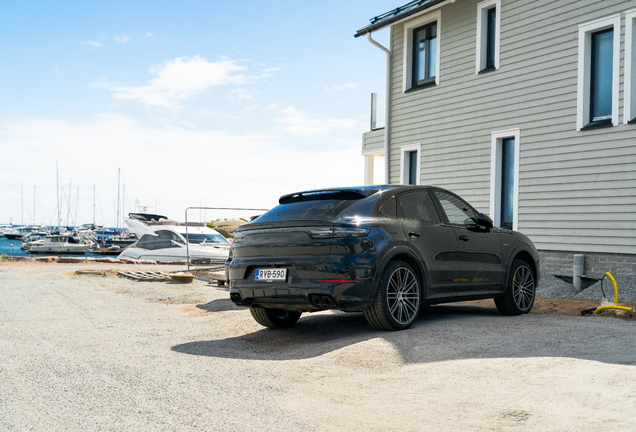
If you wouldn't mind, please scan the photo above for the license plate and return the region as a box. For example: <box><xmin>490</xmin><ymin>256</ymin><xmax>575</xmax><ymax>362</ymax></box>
<box><xmin>255</xmin><ymin>268</ymin><xmax>287</xmax><ymax>282</ymax></box>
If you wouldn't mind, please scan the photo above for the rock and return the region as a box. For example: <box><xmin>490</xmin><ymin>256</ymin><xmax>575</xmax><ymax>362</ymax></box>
<box><xmin>157</xmin><ymin>261</ymin><xmax>187</xmax><ymax>265</ymax></box>
<box><xmin>211</xmin><ymin>218</ymin><xmax>247</xmax><ymax>238</ymax></box>
<box><xmin>58</xmin><ymin>257</ymin><xmax>84</xmax><ymax>264</ymax></box>
<box><xmin>120</xmin><ymin>258</ymin><xmax>140</xmax><ymax>264</ymax></box>
<box><xmin>95</xmin><ymin>257</ymin><xmax>121</xmax><ymax>263</ymax></box>
<box><xmin>138</xmin><ymin>259</ymin><xmax>157</xmax><ymax>265</ymax></box>
<box><xmin>14</xmin><ymin>256</ymin><xmax>34</xmax><ymax>262</ymax></box>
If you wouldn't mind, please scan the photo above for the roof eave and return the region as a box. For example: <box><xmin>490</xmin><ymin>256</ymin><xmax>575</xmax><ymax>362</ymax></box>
<box><xmin>354</xmin><ymin>0</ymin><xmax>448</xmax><ymax>38</ymax></box>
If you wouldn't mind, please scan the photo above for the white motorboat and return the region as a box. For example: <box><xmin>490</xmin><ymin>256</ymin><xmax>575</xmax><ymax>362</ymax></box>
<box><xmin>117</xmin><ymin>213</ymin><xmax>230</xmax><ymax>262</ymax></box>
<box><xmin>28</xmin><ymin>233</ymin><xmax>92</xmax><ymax>254</ymax></box>
<box><xmin>4</xmin><ymin>224</ymin><xmax>45</xmax><ymax>240</ymax></box>
<box><xmin>0</xmin><ymin>225</ymin><xmax>15</xmax><ymax>237</ymax></box>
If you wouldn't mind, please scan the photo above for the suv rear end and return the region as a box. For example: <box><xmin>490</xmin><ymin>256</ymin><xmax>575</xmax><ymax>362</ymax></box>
<box><xmin>227</xmin><ymin>187</ymin><xmax>392</xmax><ymax>313</ymax></box>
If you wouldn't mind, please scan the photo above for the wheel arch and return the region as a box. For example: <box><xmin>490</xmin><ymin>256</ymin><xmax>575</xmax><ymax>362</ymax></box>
<box><xmin>370</xmin><ymin>245</ymin><xmax>428</xmax><ymax>300</ymax></box>
<box><xmin>505</xmin><ymin>248</ymin><xmax>538</xmax><ymax>284</ymax></box>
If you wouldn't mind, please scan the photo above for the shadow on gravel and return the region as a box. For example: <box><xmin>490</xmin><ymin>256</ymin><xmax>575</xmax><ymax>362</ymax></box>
<box><xmin>171</xmin><ymin>303</ymin><xmax>636</xmax><ymax>366</ymax></box>
<box><xmin>196</xmin><ymin>299</ymin><xmax>243</xmax><ymax>313</ymax></box>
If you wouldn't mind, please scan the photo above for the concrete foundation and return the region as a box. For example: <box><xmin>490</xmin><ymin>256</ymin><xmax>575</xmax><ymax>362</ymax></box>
<box><xmin>539</xmin><ymin>250</ymin><xmax>636</xmax><ymax>277</ymax></box>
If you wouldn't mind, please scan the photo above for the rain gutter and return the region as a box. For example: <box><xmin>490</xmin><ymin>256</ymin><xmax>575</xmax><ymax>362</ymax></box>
<box><xmin>367</xmin><ymin>32</ymin><xmax>392</xmax><ymax>184</ymax></box>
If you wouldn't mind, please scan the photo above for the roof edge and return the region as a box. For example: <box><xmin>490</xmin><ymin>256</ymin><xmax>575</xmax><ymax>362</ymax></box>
<box><xmin>354</xmin><ymin>0</ymin><xmax>448</xmax><ymax>38</ymax></box>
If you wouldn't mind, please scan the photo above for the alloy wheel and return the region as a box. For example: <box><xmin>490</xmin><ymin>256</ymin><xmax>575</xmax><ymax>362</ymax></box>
<box><xmin>386</xmin><ymin>267</ymin><xmax>420</xmax><ymax>324</ymax></box>
<box><xmin>512</xmin><ymin>264</ymin><xmax>535</xmax><ymax>311</ymax></box>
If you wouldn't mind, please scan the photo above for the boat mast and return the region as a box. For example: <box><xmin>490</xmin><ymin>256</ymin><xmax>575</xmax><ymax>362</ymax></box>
<box><xmin>56</xmin><ymin>162</ymin><xmax>60</xmax><ymax>230</ymax></box>
<box><xmin>21</xmin><ymin>181</ymin><xmax>23</xmax><ymax>225</ymax></box>
<box><xmin>117</xmin><ymin>168</ymin><xmax>120</xmax><ymax>230</ymax></box>
<box><xmin>74</xmin><ymin>186</ymin><xmax>79</xmax><ymax>228</ymax></box>
<box><xmin>33</xmin><ymin>186</ymin><xmax>36</xmax><ymax>224</ymax></box>
<box><xmin>93</xmin><ymin>185</ymin><xmax>96</xmax><ymax>225</ymax></box>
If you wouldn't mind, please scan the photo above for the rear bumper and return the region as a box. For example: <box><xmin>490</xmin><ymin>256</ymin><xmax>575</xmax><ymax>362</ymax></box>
<box><xmin>228</xmin><ymin>256</ymin><xmax>375</xmax><ymax>312</ymax></box>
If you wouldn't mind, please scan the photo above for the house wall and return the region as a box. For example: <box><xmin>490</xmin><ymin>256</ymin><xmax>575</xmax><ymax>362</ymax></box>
<box><xmin>383</xmin><ymin>0</ymin><xmax>636</xmax><ymax>256</ymax></box>
<box><xmin>362</xmin><ymin>128</ymin><xmax>385</xmax><ymax>153</ymax></box>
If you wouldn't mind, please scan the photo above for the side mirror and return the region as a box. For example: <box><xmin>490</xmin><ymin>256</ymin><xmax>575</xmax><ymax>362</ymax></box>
<box><xmin>477</xmin><ymin>213</ymin><xmax>494</xmax><ymax>229</ymax></box>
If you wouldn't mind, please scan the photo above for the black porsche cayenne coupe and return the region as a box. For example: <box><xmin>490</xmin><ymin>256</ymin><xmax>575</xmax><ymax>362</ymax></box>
<box><xmin>227</xmin><ymin>185</ymin><xmax>540</xmax><ymax>331</ymax></box>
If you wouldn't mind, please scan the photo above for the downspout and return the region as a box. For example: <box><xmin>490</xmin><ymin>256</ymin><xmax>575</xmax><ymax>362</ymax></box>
<box><xmin>367</xmin><ymin>32</ymin><xmax>392</xmax><ymax>184</ymax></box>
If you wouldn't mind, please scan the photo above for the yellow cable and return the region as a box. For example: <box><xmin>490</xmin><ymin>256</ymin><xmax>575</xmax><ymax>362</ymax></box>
<box><xmin>594</xmin><ymin>305</ymin><xmax>632</xmax><ymax>314</ymax></box>
<box><xmin>593</xmin><ymin>272</ymin><xmax>632</xmax><ymax>314</ymax></box>
<box><xmin>605</xmin><ymin>272</ymin><xmax>619</xmax><ymax>304</ymax></box>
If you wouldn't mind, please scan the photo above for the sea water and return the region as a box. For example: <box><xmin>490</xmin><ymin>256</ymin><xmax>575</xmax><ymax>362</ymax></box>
<box><xmin>0</xmin><ymin>236</ymin><xmax>103</xmax><ymax>258</ymax></box>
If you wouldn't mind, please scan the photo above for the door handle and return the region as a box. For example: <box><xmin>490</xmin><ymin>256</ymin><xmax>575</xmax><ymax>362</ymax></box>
<box><xmin>459</xmin><ymin>235</ymin><xmax>470</xmax><ymax>241</ymax></box>
<box><xmin>408</xmin><ymin>232</ymin><xmax>421</xmax><ymax>238</ymax></box>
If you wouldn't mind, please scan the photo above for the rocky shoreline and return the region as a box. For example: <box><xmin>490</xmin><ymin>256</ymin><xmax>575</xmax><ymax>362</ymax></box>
<box><xmin>1</xmin><ymin>255</ymin><xmax>186</xmax><ymax>265</ymax></box>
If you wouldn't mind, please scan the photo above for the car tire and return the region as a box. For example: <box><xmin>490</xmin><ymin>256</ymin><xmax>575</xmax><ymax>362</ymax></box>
<box><xmin>249</xmin><ymin>307</ymin><xmax>301</xmax><ymax>328</ymax></box>
<box><xmin>364</xmin><ymin>260</ymin><xmax>421</xmax><ymax>331</ymax></box>
<box><xmin>495</xmin><ymin>259</ymin><xmax>536</xmax><ymax>316</ymax></box>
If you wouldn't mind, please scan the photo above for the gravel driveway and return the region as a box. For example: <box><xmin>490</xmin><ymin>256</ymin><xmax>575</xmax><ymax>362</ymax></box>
<box><xmin>1</xmin><ymin>263</ymin><xmax>635</xmax><ymax>431</ymax></box>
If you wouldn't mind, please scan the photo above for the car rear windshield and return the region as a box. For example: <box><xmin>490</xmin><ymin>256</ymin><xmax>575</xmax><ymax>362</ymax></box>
<box><xmin>256</xmin><ymin>191</ymin><xmax>367</xmax><ymax>223</ymax></box>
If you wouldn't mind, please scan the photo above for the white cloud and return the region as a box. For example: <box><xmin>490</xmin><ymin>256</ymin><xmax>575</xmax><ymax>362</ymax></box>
<box><xmin>86</xmin><ymin>41</ymin><xmax>101</xmax><ymax>47</ymax></box>
<box><xmin>114</xmin><ymin>35</ymin><xmax>131</xmax><ymax>44</ymax></box>
<box><xmin>262</xmin><ymin>68</ymin><xmax>281</xmax><ymax>73</ymax></box>
<box><xmin>228</xmin><ymin>88</ymin><xmax>254</xmax><ymax>100</ymax></box>
<box><xmin>109</xmin><ymin>56</ymin><xmax>253</xmax><ymax>110</ymax></box>
<box><xmin>0</xmin><ymin>114</ymin><xmax>363</xmax><ymax>225</ymax></box>
<box><xmin>274</xmin><ymin>106</ymin><xmax>359</xmax><ymax>136</ymax></box>
<box><xmin>145</xmin><ymin>32</ymin><xmax>154</xmax><ymax>37</ymax></box>
<box><xmin>329</xmin><ymin>82</ymin><xmax>359</xmax><ymax>91</ymax></box>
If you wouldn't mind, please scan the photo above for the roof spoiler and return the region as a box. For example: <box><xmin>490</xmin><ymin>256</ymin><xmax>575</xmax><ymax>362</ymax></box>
<box><xmin>279</xmin><ymin>188</ymin><xmax>376</xmax><ymax>205</ymax></box>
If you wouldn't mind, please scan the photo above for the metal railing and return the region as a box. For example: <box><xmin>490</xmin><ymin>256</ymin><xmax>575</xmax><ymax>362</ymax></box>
<box><xmin>184</xmin><ymin>207</ymin><xmax>269</xmax><ymax>270</ymax></box>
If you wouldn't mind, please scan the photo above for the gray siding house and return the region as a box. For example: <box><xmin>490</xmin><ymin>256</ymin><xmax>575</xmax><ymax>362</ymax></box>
<box><xmin>356</xmin><ymin>0</ymin><xmax>636</xmax><ymax>276</ymax></box>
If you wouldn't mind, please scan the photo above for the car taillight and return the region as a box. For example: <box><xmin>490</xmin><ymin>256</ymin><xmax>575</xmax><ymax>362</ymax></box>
<box><xmin>308</xmin><ymin>227</ymin><xmax>369</xmax><ymax>239</ymax></box>
<box><xmin>229</xmin><ymin>239</ymin><xmax>234</xmax><ymax>250</ymax></box>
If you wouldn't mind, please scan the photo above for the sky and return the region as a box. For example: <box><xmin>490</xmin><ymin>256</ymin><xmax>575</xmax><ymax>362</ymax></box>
<box><xmin>0</xmin><ymin>0</ymin><xmax>394</xmax><ymax>227</ymax></box>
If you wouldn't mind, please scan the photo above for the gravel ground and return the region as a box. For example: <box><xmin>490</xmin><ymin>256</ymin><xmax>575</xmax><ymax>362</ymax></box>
<box><xmin>1</xmin><ymin>262</ymin><xmax>635</xmax><ymax>432</ymax></box>
<box><xmin>538</xmin><ymin>272</ymin><xmax>636</xmax><ymax>302</ymax></box>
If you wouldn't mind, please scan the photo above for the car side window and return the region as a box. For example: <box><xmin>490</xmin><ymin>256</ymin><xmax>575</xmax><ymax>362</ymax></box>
<box><xmin>397</xmin><ymin>190</ymin><xmax>441</xmax><ymax>224</ymax></box>
<box><xmin>433</xmin><ymin>191</ymin><xmax>477</xmax><ymax>226</ymax></box>
<box><xmin>379</xmin><ymin>197</ymin><xmax>397</xmax><ymax>218</ymax></box>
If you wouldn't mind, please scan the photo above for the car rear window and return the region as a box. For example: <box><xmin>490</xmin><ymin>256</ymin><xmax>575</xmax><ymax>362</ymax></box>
<box><xmin>256</xmin><ymin>191</ymin><xmax>366</xmax><ymax>222</ymax></box>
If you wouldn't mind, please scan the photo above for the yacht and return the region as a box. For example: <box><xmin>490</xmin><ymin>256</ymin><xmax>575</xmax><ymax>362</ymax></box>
<box><xmin>28</xmin><ymin>233</ymin><xmax>92</xmax><ymax>254</ymax></box>
<box><xmin>0</xmin><ymin>225</ymin><xmax>14</xmax><ymax>237</ymax></box>
<box><xmin>4</xmin><ymin>224</ymin><xmax>45</xmax><ymax>240</ymax></box>
<box><xmin>117</xmin><ymin>213</ymin><xmax>230</xmax><ymax>262</ymax></box>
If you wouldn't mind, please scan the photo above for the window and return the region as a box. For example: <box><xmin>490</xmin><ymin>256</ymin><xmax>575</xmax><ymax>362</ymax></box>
<box><xmin>398</xmin><ymin>191</ymin><xmax>441</xmax><ymax>224</ymax></box>
<box><xmin>590</xmin><ymin>29</ymin><xmax>613</xmax><ymax>123</ymax></box>
<box><xmin>136</xmin><ymin>230</ymin><xmax>183</xmax><ymax>250</ymax></box>
<box><xmin>380</xmin><ymin>197</ymin><xmax>397</xmax><ymax>218</ymax></box>
<box><xmin>625</xmin><ymin>10</ymin><xmax>636</xmax><ymax>125</ymax></box>
<box><xmin>412</xmin><ymin>22</ymin><xmax>437</xmax><ymax>87</ymax></box>
<box><xmin>433</xmin><ymin>191</ymin><xmax>476</xmax><ymax>226</ymax></box>
<box><xmin>403</xmin><ymin>10</ymin><xmax>441</xmax><ymax>91</ymax></box>
<box><xmin>490</xmin><ymin>129</ymin><xmax>520</xmax><ymax>230</ymax></box>
<box><xmin>577</xmin><ymin>15</ymin><xmax>620</xmax><ymax>130</ymax></box>
<box><xmin>500</xmin><ymin>138</ymin><xmax>515</xmax><ymax>230</ymax></box>
<box><xmin>400</xmin><ymin>144</ymin><xmax>421</xmax><ymax>185</ymax></box>
<box><xmin>476</xmin><ymin>0</ymin><xmax>500</xmax><ymax>73</ymax></box>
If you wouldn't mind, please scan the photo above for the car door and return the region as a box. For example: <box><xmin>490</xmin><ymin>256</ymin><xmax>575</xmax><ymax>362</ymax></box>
<box><xmin>432</xmin><ymin>190</ymin><xmax>504</xmax><ymax>297</ymax></box>
<box><xmin>396</xmin><ymin>190</ymin><xmax>461</xmax><ymax>299</ymax></box>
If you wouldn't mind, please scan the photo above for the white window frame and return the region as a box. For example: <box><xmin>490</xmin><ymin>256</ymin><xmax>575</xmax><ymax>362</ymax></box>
<box><xmin>476</xmin><ymin>0</ymin><xmax>501</xmax><ymax>74</ymax></box>
<box><xmin>489</xmin><ymin>128</ymin><xmax>520</xmax><ymax>231</ymax></box>
<box><xmin>625</xmin><ymin>10</ymin><xmax>636</xmax><ymax>124</ymax></box>
<box><xmin>403</xmin><ymin>10</ymin><xmax>442</xmax><ymax>92</ymax></box>
<box><xmin>576</xmin><ymin>14</ymin><xmax>621</xmax><ymax>131</ymax></box>
<box><xmin>400</xmin><ymin>143</ymin><xmax>422</xmax><ymax>185</ymax></box>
